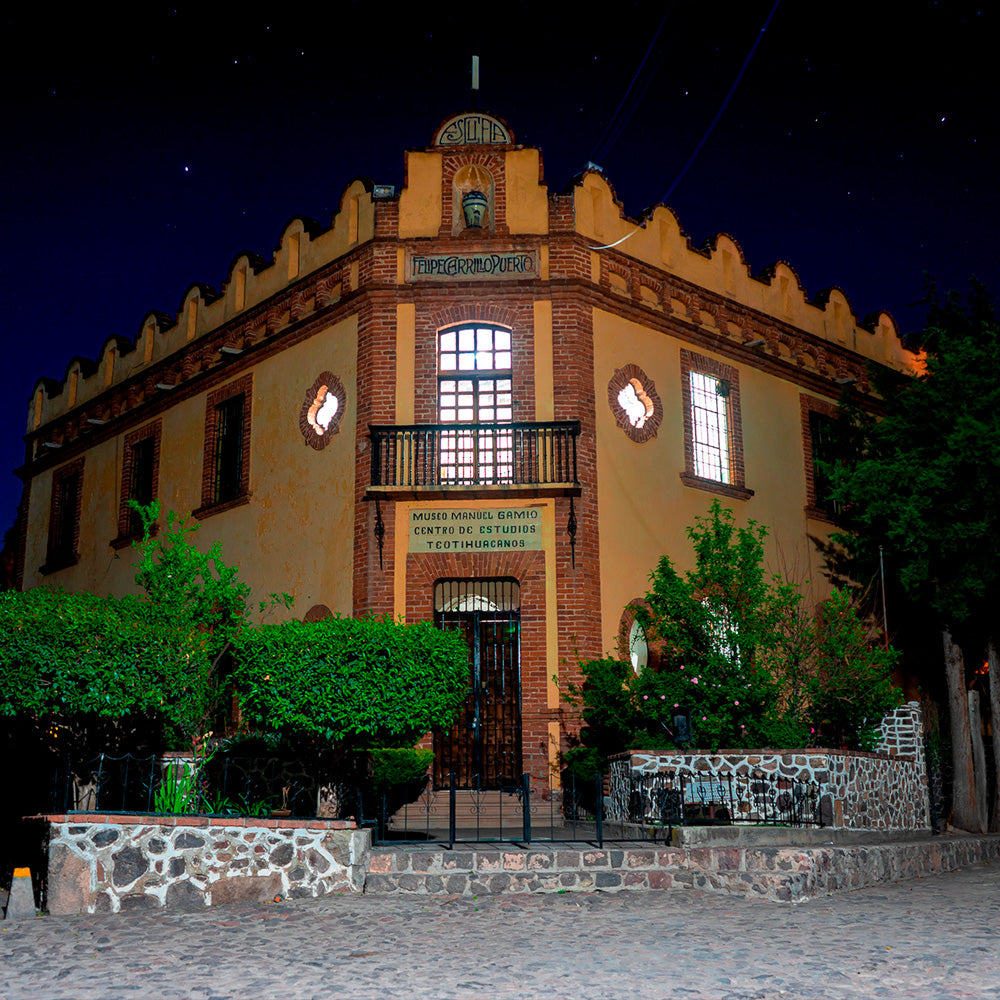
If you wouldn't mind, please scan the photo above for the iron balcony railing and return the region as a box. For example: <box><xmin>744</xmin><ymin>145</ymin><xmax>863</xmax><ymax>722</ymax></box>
<box><xmin>369</xmin><ymin>421</ymin><xmax>581</xmax><ymax>490</ymax></box>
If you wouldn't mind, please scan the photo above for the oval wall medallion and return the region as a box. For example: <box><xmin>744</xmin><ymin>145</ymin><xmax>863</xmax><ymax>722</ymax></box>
<box><xmin>299</xmin><ymin>372</ymin><xmax>346</xmax><ymax>450</ymax></box>
<box><xmin>608</xmin><ymin>364</ymin><xmax>662</xmax><ymax>442</ymax></box>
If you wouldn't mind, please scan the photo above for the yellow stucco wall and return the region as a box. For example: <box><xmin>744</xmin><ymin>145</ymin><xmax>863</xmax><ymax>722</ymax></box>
<box><xmin>398</xmin><ymin>152</ymin><xmax>444</xmax><ymax>238</ymax></box>
<box><xmin>504</xmin><ymin>149</ymin><xmax>548</xmax><ymax>235</ymax></box>
<box><xmin>593</xmin><ymin>307</ymin><xmax>835</xmax><ymax>658</ymax></box>
<box><xmin>23</xmin><ymin>316</ymin><xmax>359</xmax><ymax>621</ymax></box>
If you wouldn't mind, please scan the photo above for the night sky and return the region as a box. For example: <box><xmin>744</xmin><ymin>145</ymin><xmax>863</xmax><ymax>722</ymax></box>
<box><xmin>2</xmin><ymin>2</ymin><xmax>996</xmax><ymax>539</ymax></box>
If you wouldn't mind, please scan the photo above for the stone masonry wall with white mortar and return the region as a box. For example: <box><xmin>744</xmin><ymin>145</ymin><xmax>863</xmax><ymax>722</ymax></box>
<box><xmin>609</xmin><ymin>702</ymin><xmax>930</xmax><ymax>832</ymax></box>
<box><xmin>44</xmin><ymin>813</ymin><xmax>371</xmax><ymax>915</ymax></box>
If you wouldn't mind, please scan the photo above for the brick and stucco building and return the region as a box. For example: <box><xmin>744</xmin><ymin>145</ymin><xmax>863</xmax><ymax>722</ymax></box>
<box><xmin>13</xmin><ymin>110</ymin><xmax>920</xmax><ymax>792</ymax></box>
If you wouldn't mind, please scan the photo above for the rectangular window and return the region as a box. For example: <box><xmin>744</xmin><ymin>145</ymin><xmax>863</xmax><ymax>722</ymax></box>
<box><xmin>689</xmin><ymin>371</ymin><xmax>732</xmax><ymax>484</ymax></box>
<box><xmin>44</xmin><ymin>459</ymin><xmax>84</xmax><ymax>572</ymax></box>
<box><xmin>801</xmin><ymin>396</ymin><xmax>841</xmax><ymax>521</ymax></box>
<box><xmin>214</xmin><ymin>395</ymin><xmax>245</xmax><ymax>503</ymax></box>
<box><xmin>196</xmin><ymin>375</ymin><xmax>252</xmax><ymax>518</ymax></box>
<box><xmin>115</xmin><ymin>421</ymin><xmax>161</xmax><ymax>545</ymax></box>
<box><xmin>680</xmin><ymin>349</ymin><xmax>752</xmax><ymax>499</ymax></box>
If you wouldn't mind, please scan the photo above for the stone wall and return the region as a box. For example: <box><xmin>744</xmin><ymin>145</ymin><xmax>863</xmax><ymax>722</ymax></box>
<box><xmin>366</xmin><ymin>834</ymin><xmax>1000</xmax><ymax>902</ymax></box>
<box><xmin>610</xmin><ymin>702</ymin><xmax>930</xmax><ymax>833</ymax></box>
<box><xmin>44</xmin><ymin>813</ymin><xmax>371</xmax><ymax>915</ymax></box>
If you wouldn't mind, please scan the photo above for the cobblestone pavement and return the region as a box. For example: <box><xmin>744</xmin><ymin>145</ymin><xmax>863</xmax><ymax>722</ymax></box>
<box><xmin>2</xmin><ymin>861</ymin><xmax>998</xmax><ymax>1000</ymax></box>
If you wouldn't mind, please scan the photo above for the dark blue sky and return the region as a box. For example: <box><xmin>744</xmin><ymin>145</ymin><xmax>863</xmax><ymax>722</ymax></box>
<box><xmin>2</xmin><ymin>2</ymin><xmax>996</xmax><ymax>539</ymax></box>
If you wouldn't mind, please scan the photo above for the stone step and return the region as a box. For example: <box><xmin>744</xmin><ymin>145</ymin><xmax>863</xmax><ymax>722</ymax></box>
<box><xmin>364</xmin><ymin>838</ymin><xmax>988</xmax><ymax>902</ymax></box>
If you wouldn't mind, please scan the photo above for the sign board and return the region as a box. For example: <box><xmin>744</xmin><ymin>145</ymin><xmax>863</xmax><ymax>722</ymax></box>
<box><xmin>685</xmin><ymin>779</ymin><xmax>729</xmax><ymax>804</ymax></box>
<box><xmin>409</xmin><ymin>507</ymin><xmax>543</xmax><ymax>553</ymax></box>
<box><xmin>433</xmin><ymin>112</ymin><xmax>512</xmax><ymax>146</ymax></box>
<box><xmin>407</xmin><ymin>251</ymin><xmax>538</xmax><ymax>283</ymax></box>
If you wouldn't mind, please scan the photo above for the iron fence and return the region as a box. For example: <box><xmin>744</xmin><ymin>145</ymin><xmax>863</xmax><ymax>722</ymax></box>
<box><xmin>41</xmin><ymin>754</ymin><xmax>823</xmax><ymax>848</ymax></box>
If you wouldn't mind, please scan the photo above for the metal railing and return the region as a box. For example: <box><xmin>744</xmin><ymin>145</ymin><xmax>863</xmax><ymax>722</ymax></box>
<box><xmin>369</xmin><ymin>421</ymin><xmax>580</xmax><ymax>489</ymax></box>
<box><xmin>42</xmin><ymin>755</ymin><xmax>824</xmax><ymax>848</ymax></box>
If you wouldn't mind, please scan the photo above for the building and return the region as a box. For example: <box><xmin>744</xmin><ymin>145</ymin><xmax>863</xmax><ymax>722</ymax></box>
<box><xmin>13</xmin><ymin>109</ymin><xmax>919</xmax><ymax>791</ymax></box>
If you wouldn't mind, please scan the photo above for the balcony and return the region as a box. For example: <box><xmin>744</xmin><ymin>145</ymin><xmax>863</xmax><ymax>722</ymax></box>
<box><xmin>367</xmin><ymin>421</ymin><xmax>581</xmax><ymax>500</ymax></box>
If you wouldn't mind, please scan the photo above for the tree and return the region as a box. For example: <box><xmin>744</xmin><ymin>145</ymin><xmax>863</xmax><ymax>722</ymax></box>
<box><xmin>828</xmin><ymin>281</ymin><xmax>1000</xmax><ymax>832</ymax></box>
<box><xmin>130</xmin><ymin>500</ymin><xmax>252</xmax><ymax>747</ymax></box>
<box><xmin>564</xmin><ymin>502</ymin><xmax>900</xmax><ymax>764</ymax></box>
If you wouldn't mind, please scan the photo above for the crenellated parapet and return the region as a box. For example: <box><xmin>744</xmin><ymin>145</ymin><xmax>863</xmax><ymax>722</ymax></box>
<box><xmin>25</xmin><ymin>178</ymin><xmax>378</xmax><ymax>439</ymax></box>
<box><xmin>571</xmin><ymin>170</ymin><xmax>918</xmax><ymax>378</ymax></box>
<box><xmin>24</xmin><ymin>148</ymin><xmax>920</xmax><ymax>460</ymax></box>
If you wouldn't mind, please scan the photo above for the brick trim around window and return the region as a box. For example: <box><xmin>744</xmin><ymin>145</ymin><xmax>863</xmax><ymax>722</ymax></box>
<box><xmin>41</xmin><ymin>457</ymin><xmax>84</xmax><ymax>574</ymax></box>
<box><xmin>193</xmin><ymin>374</ymin><xmax>253</xmax><ymax>520</ymax></box>
<box><xmin>800</xmin><ymin>394</ymin><xmax>840</xmax><ymax>523</ymax></box>
<box><xmin>679</xmin><ymin>349</ymin><xmax>753</xmax><ymax>500</ymax></box>
<box><xmin>112</xmin><ymin>420</ymin><xmax>162</xmax><ymax>548</ymax></box>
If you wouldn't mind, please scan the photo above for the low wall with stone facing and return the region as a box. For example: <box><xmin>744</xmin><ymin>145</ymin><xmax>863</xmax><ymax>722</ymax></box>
<box><xmin>611</xmin><ymin>701</ymin><xmax>930</xmax><ymax>833</ymax></box>
<box><xmin>366</xmin><ymin>835</ymin><xmax>1000</xmax><ymax>902</ymax></box>
<box><xmin>43</xmin><ymin>813</ymin><xmax>371</xmax><ymax>915</ymax></box>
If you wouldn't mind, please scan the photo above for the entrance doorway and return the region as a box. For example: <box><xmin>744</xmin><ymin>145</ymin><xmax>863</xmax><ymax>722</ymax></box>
<box><xmin>433</xmin><ymin>578</ymin><xmax>522</xmax><ymax>789</ymax></box>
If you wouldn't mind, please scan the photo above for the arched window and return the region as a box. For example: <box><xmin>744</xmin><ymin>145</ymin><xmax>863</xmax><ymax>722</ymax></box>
<box><xmin>437</xmin><ymin>324</ymin><xmax>513</xmax><ymax>484</ymax></box>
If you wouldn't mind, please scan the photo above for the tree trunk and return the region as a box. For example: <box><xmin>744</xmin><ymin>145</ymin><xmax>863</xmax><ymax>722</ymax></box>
<box><xmin>968</xmin><ymin>690</ymin><xmax>989</xmax><ymax>831</ymax></box>
<box><xmin>944</xmin><ymin>628</ymin><xmax>984</xmax><ymax>832</ymax></box>
<box><xmin>987</xmin><ymin>638</ymin><xmax>1000</xmax><ymax>832</ymax></box>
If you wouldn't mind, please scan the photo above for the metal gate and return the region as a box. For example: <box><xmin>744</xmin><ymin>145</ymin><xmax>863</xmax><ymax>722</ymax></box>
<box><xmin>433</xmin><ymin>578</ymin><xmax>521</xmax><ymax>789</ymax></box>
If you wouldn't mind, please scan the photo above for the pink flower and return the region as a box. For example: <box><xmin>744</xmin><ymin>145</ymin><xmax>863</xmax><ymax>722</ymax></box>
<box><xmin>692</xmin><ymin>677</ymin><xmax>699</xmax><ymax>684</ymax></box>
<box><xmin>643</xmin><ymin>695</ymin><xmax>648</xmax><ymax>700</ymax></box>
<box><xmin>741</xmin><ymin>724</ymin><xmax>745</xmax><ymax>729</ymax></box>
<box><xmin>674</xmin><ymin>703</ymin><xmax>679</xmax><ymax>708</ymax></box>
<box><xmin>810</xmin><ymin>727</ymin><xmax>815</xmax><ymax>734</ymax></box>
<box><xmin>702</xmin><ymin>716</ymin><xmax>707</xmax><ymax>721</ymax></box>
<box><xmin>734</xmin><ymin>700</ymin><xmax>739</xmax><ymax>706</ymax></box>
<box><xmin>661</xmin><ymin>695</ymin><xmax>666</xmax><ymax>700</ymax></box>
<box><xmin>680</xmin><ymin>665</ymin><xmax>685</xmax><ymax>670</ymax></box>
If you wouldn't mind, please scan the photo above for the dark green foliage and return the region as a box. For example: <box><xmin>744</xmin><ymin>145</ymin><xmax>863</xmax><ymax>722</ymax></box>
<box><xmin>637</xmin><ymin>502</ymin><xmax>806</xmax><ymax>751</ymax></box>
<box><xmin>372</xmin><ymin>748</ymin><xmax>435</xmax><ymax>787</ymax></box>
<box><xmin>807</xmin><ymin>588</ymin><xmax>901</xmax><ymax>750</ymax></box>
<box><xmin>828</xmin><ymin>282</ymin><xmax>1000</xmax><ymax>632</ymax></box>
<box><xmin>0</xmin><ymin>587</ymin><xmax>218</xmax><ymax>752</ymax></box>
<box><xmin>565</xmin><ymin>503</ymin><xmax>901</xmax><ymax>762</ymax></box>
<box><xmin>231</xmin><ymin>615</ymin><xmax>469</xmax><ymax>748</ymax></box>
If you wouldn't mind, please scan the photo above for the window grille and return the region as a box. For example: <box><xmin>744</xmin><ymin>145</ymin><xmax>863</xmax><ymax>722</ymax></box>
<box><xmin>689</xmin><ymin>371</ymin><xmax>732</xmax><ymax>484</ymax></box>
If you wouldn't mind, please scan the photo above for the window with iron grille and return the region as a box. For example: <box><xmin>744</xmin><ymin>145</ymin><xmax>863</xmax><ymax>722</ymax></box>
<box><xmin>44</xmin><ymin>459</ymin><xmax>84</xmax><ymax>571</ymax></box>
<box><xmin>196</xmin><ymin>375</ymin><xmax>252</xmax><ymax>518</ymax></box>
<box><xmin>808</xmin><ymin>409</ymin><xmax>842</xmax><ymax>519</ymax></box>
<box><xmin>214</xmin><ymin>395</ymin><xmax>245</xmax><ymax>503</ymax></box>
<box><xmin>689</xmin><ymin>371</ymin><xmax>732</xmax><ymax>484</ymax></box>
<box><xmin>680</xmin><ymin>349</ymin><xmax>751</xmax><ymax>499</ymax></box>
<box><xmin>437</xmin><ymin>324</ymin><xmax>513</xmax><ymax>484</ymax></box>
<box><xmin>116</xmin><ymin>421</ymin><xmax>161</xmax><ymax>543</ymax></box>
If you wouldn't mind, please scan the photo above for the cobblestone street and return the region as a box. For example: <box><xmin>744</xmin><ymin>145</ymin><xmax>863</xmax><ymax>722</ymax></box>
<box><xmin>2</xmin><ymin>860</ymin><xmax>998</xmax><ymax>999</ymax></box>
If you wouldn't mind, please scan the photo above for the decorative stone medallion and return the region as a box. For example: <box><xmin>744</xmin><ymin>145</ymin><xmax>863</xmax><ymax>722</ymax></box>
<box><xmin>608</xmin><ymin>364</ymin><xmax>662</xmax><ymax>442</ymax></box>
<box><xmin>299</xmin><ymin>372</ymin><xmax>346</xmax><ymax>450</ymax></box>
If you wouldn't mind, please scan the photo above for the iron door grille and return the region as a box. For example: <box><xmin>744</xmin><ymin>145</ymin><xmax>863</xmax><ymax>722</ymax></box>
<box><xmin>433</xmin><ymin>578</ymin><xmax>522</xmax><ymax>789</ymax></box>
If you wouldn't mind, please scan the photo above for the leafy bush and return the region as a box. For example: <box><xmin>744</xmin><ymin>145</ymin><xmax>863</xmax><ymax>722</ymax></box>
<box><xmin>0</xmin><ymin>588</ymin><xmax>220</xmax><ymax>753</ymax></box>
<box><xmin>807</xmin><ymin>588</ymin><xmax>901</xmax><ymax>749</ymax></box>
<box><xmin>232</xmin><ymin>615</ymin><xmax>469</xmax><ymax>748</ymax></box>
<box><xmin>372</xmin><ymin>748</ymin><xmax>434</xmax><ymax>788</ymax></box>
<box><xmin>565</xmin><ymin>503</ymin><xmax>901</xmax><ymax>763</ymax></box>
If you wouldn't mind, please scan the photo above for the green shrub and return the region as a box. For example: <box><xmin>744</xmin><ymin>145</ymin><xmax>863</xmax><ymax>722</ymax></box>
<box><xmin>232</xmin><ymin>615</ymin><xmax>469</xmax><ymax>748</ymax></box>
<box><xmin>372</xmin><ymin>748</ymin><xmax>434</xmax><ymax>787</ymax></box>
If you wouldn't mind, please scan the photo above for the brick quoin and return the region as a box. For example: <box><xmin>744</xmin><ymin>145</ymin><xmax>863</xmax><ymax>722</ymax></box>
<box><xmin>405</xmin><ymin>550</ymin><xmax>555</xmax><ymax>788</ymax></box>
